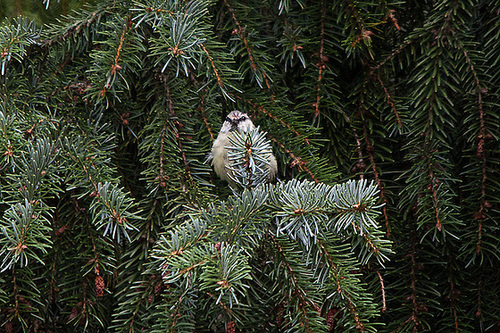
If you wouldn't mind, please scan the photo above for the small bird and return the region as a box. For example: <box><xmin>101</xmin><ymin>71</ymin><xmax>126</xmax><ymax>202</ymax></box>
<box><xmin>211</xmin><ymin>110</ymin><xmax>277</xmax><ymax>186</ymax></box>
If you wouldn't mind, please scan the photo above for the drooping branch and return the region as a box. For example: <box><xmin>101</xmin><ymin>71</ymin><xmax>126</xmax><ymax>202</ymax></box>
<box><xmin>374</xmin><ymin>75</ymin><xmax>402</xmax><ymax>130</ymax></box>
<box><xmin>313</xmin><ymin>0</ymin><xmax>326</xmax><ymax>117</ymax></box>
<box><xmin>223</xmin><ymin>0</ymin><xmax>272</xmax><ymax>90</ymax></box>
<box><xmin>363</xmin><ymin>123</ymin><xmax>390</xmax><ymax>237</ymax></box>
<box><xmin>270</xmin><ymin>234</ymin><xmax>320</xmax><ymax>332</ymax></box>
<box><xmin>99</xmin><ymin>16</ymin><xmax>132</xmax><ymax>97</ymax></box>
<box><xmin>231</xmin><ymin>94</ymin><xmax>309</xmax><ymax>144</ymax></box>
<box><xmin>456</xmin><ymin>39</ymin><xmax>487</xmax><ymax>254</ymax></box>
<box><xmin>317</xmin><ymin>240</ymin><xmax>365</xmax><ymax>332</ymax></box>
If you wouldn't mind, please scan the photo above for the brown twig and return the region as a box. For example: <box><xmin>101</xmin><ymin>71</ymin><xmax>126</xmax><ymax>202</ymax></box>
<box><xmin>456</xmin><ymin>39</ymin><xmax>487</xmax><ymax>254</ymax></box>
<box><xmin>426</xmin><ymin>137</ymin><xmax>442</xmax><ymax>232</ymax></box>
<box><xmin>363</xmin><ymin>123</ymin><xmax>391</xmax><ymax>237</ymax></box>
<box><xmin>197</xmin><ymin>88</ymin><xmax>215</xmax><ymax>141</ymax></box>
<box><xmin>370</xmin><ymin>40</ymin><xmax>411</xmax><ymax>72</ymax></box>
<box><xmin>200</xmin><ymin>43</ymin><xmax>223</xmax><ymax>88</ymax></box>
<box><xmin>230</xmin><ymin>94</ymin><xmax>309</xmax><ymax>144</ymax></box>
<box><xmin>375</xmin><ymin>75</ymin><xmax>402</xmax><ymax>130</ymax></box>
<box><xmin>408</xmin><ymin>229</ymin><xmax>420</xmax><ymax>328</ymax></box>
<box><xmin>270</xmin><ymin>234</ymin><xmax>320</xmax><ymax>332</ymax></box>
<box><xmin>313</xmin><ymin>0</ymin><xmax>326</xmax><ymax>117</ymax></box>
<box><xmin>223</xmin><ymin>0</ymin><xmax>271</xmax><ymax>90</ymax></box>
<box><xmin>448</xmin><ymin>255</ymin><xmax>459</xmax><ymax>332</ymax></box>
<box><xmin>162</xmin><ymin>78</ymin><xmax>191</xmax><ymax>192</ymax></box>
<box><xmin>99</xmin><ymin>16</ymin><xmax>131</xmax><ymax>97</ymax></box>
<box><xmin>269</xmin><ymin>135</ymin><xmax>318</xmax><ymax>183</ymax></box>
<box><xmin>43</xmin><ymin>10</ymin><xmax>105</xmax><ymax>48</ymax></box>
<box><xmin>376</xmin><ymin>270</ymin><xmax>387</xmax><ymax>313</ymax></box>
<box><xmin>317</xmin><ymin>239</ymin><xmax>365</xmax><ymax>331</ymax></box>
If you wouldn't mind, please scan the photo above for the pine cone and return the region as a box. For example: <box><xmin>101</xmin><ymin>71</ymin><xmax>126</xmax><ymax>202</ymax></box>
<box><xmin>95</xmin><ymin>275</ymin><xmax>105</xmax><ymax>297</ymax></box>
<box><xmin>326</xmin><ymin>308</ymin><xmax>338</xmax><ymax>331</ymax></box>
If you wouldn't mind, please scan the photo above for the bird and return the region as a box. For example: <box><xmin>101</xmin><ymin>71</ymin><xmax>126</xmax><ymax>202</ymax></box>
<box><xmin>210</xmin><ymin>110</ymin><xmax>277</xmax><ymax>186</ymax></box>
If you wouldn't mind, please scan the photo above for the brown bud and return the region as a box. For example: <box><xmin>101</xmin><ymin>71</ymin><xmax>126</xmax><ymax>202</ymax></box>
<box><xmin>55</xmin><ymin>225</ymin><xmax>69</xmax><ymax>236</ymax></box>
<box><xmin>226</xmin><ymin>321</ymin><xmax>235</xmax><ymax>333</ymax></box>
<box><xmin>69</xmin><ymin>307</ymin><xmax>79</xmax><ymax>321</ymax></box>
<box><xmin>5</xmin><ymin>321</ymin><xmax>13</xmax><ymax>333</ymax></box>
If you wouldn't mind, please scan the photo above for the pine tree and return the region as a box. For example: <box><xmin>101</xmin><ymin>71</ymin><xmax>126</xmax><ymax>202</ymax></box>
<box><xmin>0</xmin><ymin>0</ymin><xmax>499</xmax><ymax>332</ymax></box>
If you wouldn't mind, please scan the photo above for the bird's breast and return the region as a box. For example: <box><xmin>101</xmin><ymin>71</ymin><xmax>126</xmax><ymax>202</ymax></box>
<box><xmin>211</xmin><ymin>132</ymin><xmax>231</xmax><ymax>182</ymax></box>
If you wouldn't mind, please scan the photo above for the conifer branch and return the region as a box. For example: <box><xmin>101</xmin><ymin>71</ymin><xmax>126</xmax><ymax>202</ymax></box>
<box><xmin>43</xmin><ymin>8</ymin><xmax>106</xmax><ymax>47</ymax></box>
<box><xmin>343</xmin><ymin>0</ymin><xmax>373</xmax><ymax>54</ymax></box>
<box><xmin>376</xmin><ymin>270</ymin><xmax>386</xmax><ymax>313</ymax></box>
<box><xmin>374</xmin><ymin>75</ymin><xmax>402</xmax><ymax>130</ymax></box>
<box><xmin>352</xmin><ymin>126</ymin><xmax>366</xmax><ymax>177</ymax></box>
<box><xmin>202</xmin><ymin>116</ymin><xmax>214</xmax><ymax>142</ymax></box>
<box><xmin>476</xmin><ymin>278</ymin><xmax>482</xmax><ymax>318</ymax></box>
<box><xmin>344</xmin><ymin>0</ymin><xmax>365</xmax><ymax>36</ymax></box>
<box><xmin>205</xmin><ymin>291</ymin><xmax>234</xmax><ymax>316</ymax></box>
<box><xmin>164</xmin><ymin>81</ymin><xmax>192</xmax><ymax>192</ymax></box>
<box><xmin>317</xmin><ymin>239</ymin><xmax>365</xmax><ymax>331</ymax></box>
<box><xmin>158</xmin><ymin>121</ymin><xmax>168</xmax><ymax>188</ymax></box>
<box><xmin>169</xmin><ymin>120</ymin><xmax>190</xmax><ymax>189</ymax></box>
<box><xmin>455</xmin><ymin>38</ymin><xmax>487</xmax><ymax>253</ymax></box>
<box><xmin>268</xmin><ymin>135</ymin><xmax>318</xmax><ymax>182</ymax></box>
<box><xmin>447</xmin><ymin>255</ymin><xmax>459</xmax><ymax>332</ymax></box>
<box><xmin>12</xmin><ymin>267</ymin><xmax>19</xmax><ymax>321</ymax></box>
<box><xmin>370</xmin><ymin>39</ymin><xmax>411</xmax><ymax>71</ymax></box>
<box><xmin>223</xmin><ymin>0</ymin><xmax>272</xmax><ymax>90</ymax></box>
<box><xmin>232</xmin><ymin>94</ymin><xmax>310</xmax><ymax>145</ymax></box>
<box><xmin>168</xmin><ymin>291</ymin><xmax>187</xmax><ymax>332</ymax></box>
<box><xmin>269</xmin><ymin>234</ymin><xmax>320</xmax><ymax>332</ymax></box>
<box><xmin>2</xmin><ymin>1</ymin><xmax>499</xmax><ymax>331</ymax></box>
<box><xmin>98</xmin><ymin>16</ymin><xmax>133</xmax><ymax>98</ymax></box>
<box><xmin>313</xmin><ymin>0</ymin><xmax>326</xmax><ymax>117</ymax></box>
<box><xmin>407</xmin><ymin>230</ymin><xmax>421</xmax><ymax>330</ymax></box>
<box><xmin>200</xmin><ymin>42</ymin><xmax>223</xmax><ymax>88</ymax></box>
<box><xmin>424</xmin><ymin>116</ymin><xmax>443</xmax><ymax>232</ymax></box>
<box><xmin>363</xmin><ymin>123</ymin><xmax>390</xmax><ymax>237</ymax></box>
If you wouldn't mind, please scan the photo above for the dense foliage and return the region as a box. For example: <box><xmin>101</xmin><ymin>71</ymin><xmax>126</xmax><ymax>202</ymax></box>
<box><xmin>0</xmin><ymin>0</ymin><xmax>499</xmax><ymax>332</ymax></box>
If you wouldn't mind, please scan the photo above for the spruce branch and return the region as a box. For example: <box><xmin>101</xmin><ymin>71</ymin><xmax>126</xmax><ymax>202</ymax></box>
<box><xmin>43</xmin><ymin>5</ymin><xmax>106</xmax><ymax>49</ymax></box>
<box><xmin>362</xmin><ymin>122</ymin><xmax>391</xmax><ymax>237</ymax></box>
<box><xmin>313</xmin><ymin>0</ymin><xmax>326</xmax><ymax>118</ymax></box>
<box><xmin>373</xmin><ymin>74</ymin><xmax>403</xmax><ymax>131</ymax></box>
<box><xmin>455</xmin><ymin>38</ymin><xmax>488</xmax><ymax>256</ymax></box>
<box><xmin>0</xmin><ymin>138</ymin><xmax>59</xmax><ymax>272</ymax></box>
<box><xmin>89</xmin><ymin>182</ymin><xmax>141</xmax><ymax>243</ymax></box>
<box><xmin>223</xmin><ymin>0</ymin><xmax>273</xmax><ymax>90</ymax></box>
<box><xmin>0</xmin><ymin>18</ymin><xmax>40</xmax><ymax>77</ymax></box>
<box><xmin>2</xmin><ymin>0</ymin><xmax>498</xmax><ymax>331</ymax></box>
<box><xmin>226</xmin><ymin>127</ymin><xmax>274</xmax><ymax>189</ymax></box>
<box><xmin>86</xmin><ymin>14</ymin><xmax>144</xmax><ymax>103</ymax></box>
<box><xmin>268</xmin><ymin>134</ymin><xmax>319</xmax><ymax>182</ymax></box>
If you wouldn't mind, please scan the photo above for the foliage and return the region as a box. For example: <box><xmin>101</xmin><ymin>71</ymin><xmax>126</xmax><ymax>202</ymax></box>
<box><xmin>0</xmin><ymin>0</ymin><xmax>96</xmax><ymax>26</ymax></box>
<box><xmin>0</xmin><ymin>0</ymin><xmax>499</xmax><ymax>332</ymax></box>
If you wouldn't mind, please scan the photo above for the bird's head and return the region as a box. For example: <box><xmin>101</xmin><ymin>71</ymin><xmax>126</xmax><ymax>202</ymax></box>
<box><xmin>220</xmin><ymin>110</ymin><xmax>255</xmax><ymax>133</ymax></box>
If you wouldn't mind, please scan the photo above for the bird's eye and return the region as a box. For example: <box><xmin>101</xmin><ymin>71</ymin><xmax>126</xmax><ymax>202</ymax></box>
<box><xmin>226</xmin><ymin>116</ymin><xmax>231</xmax><ymax>122</ymax></box>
